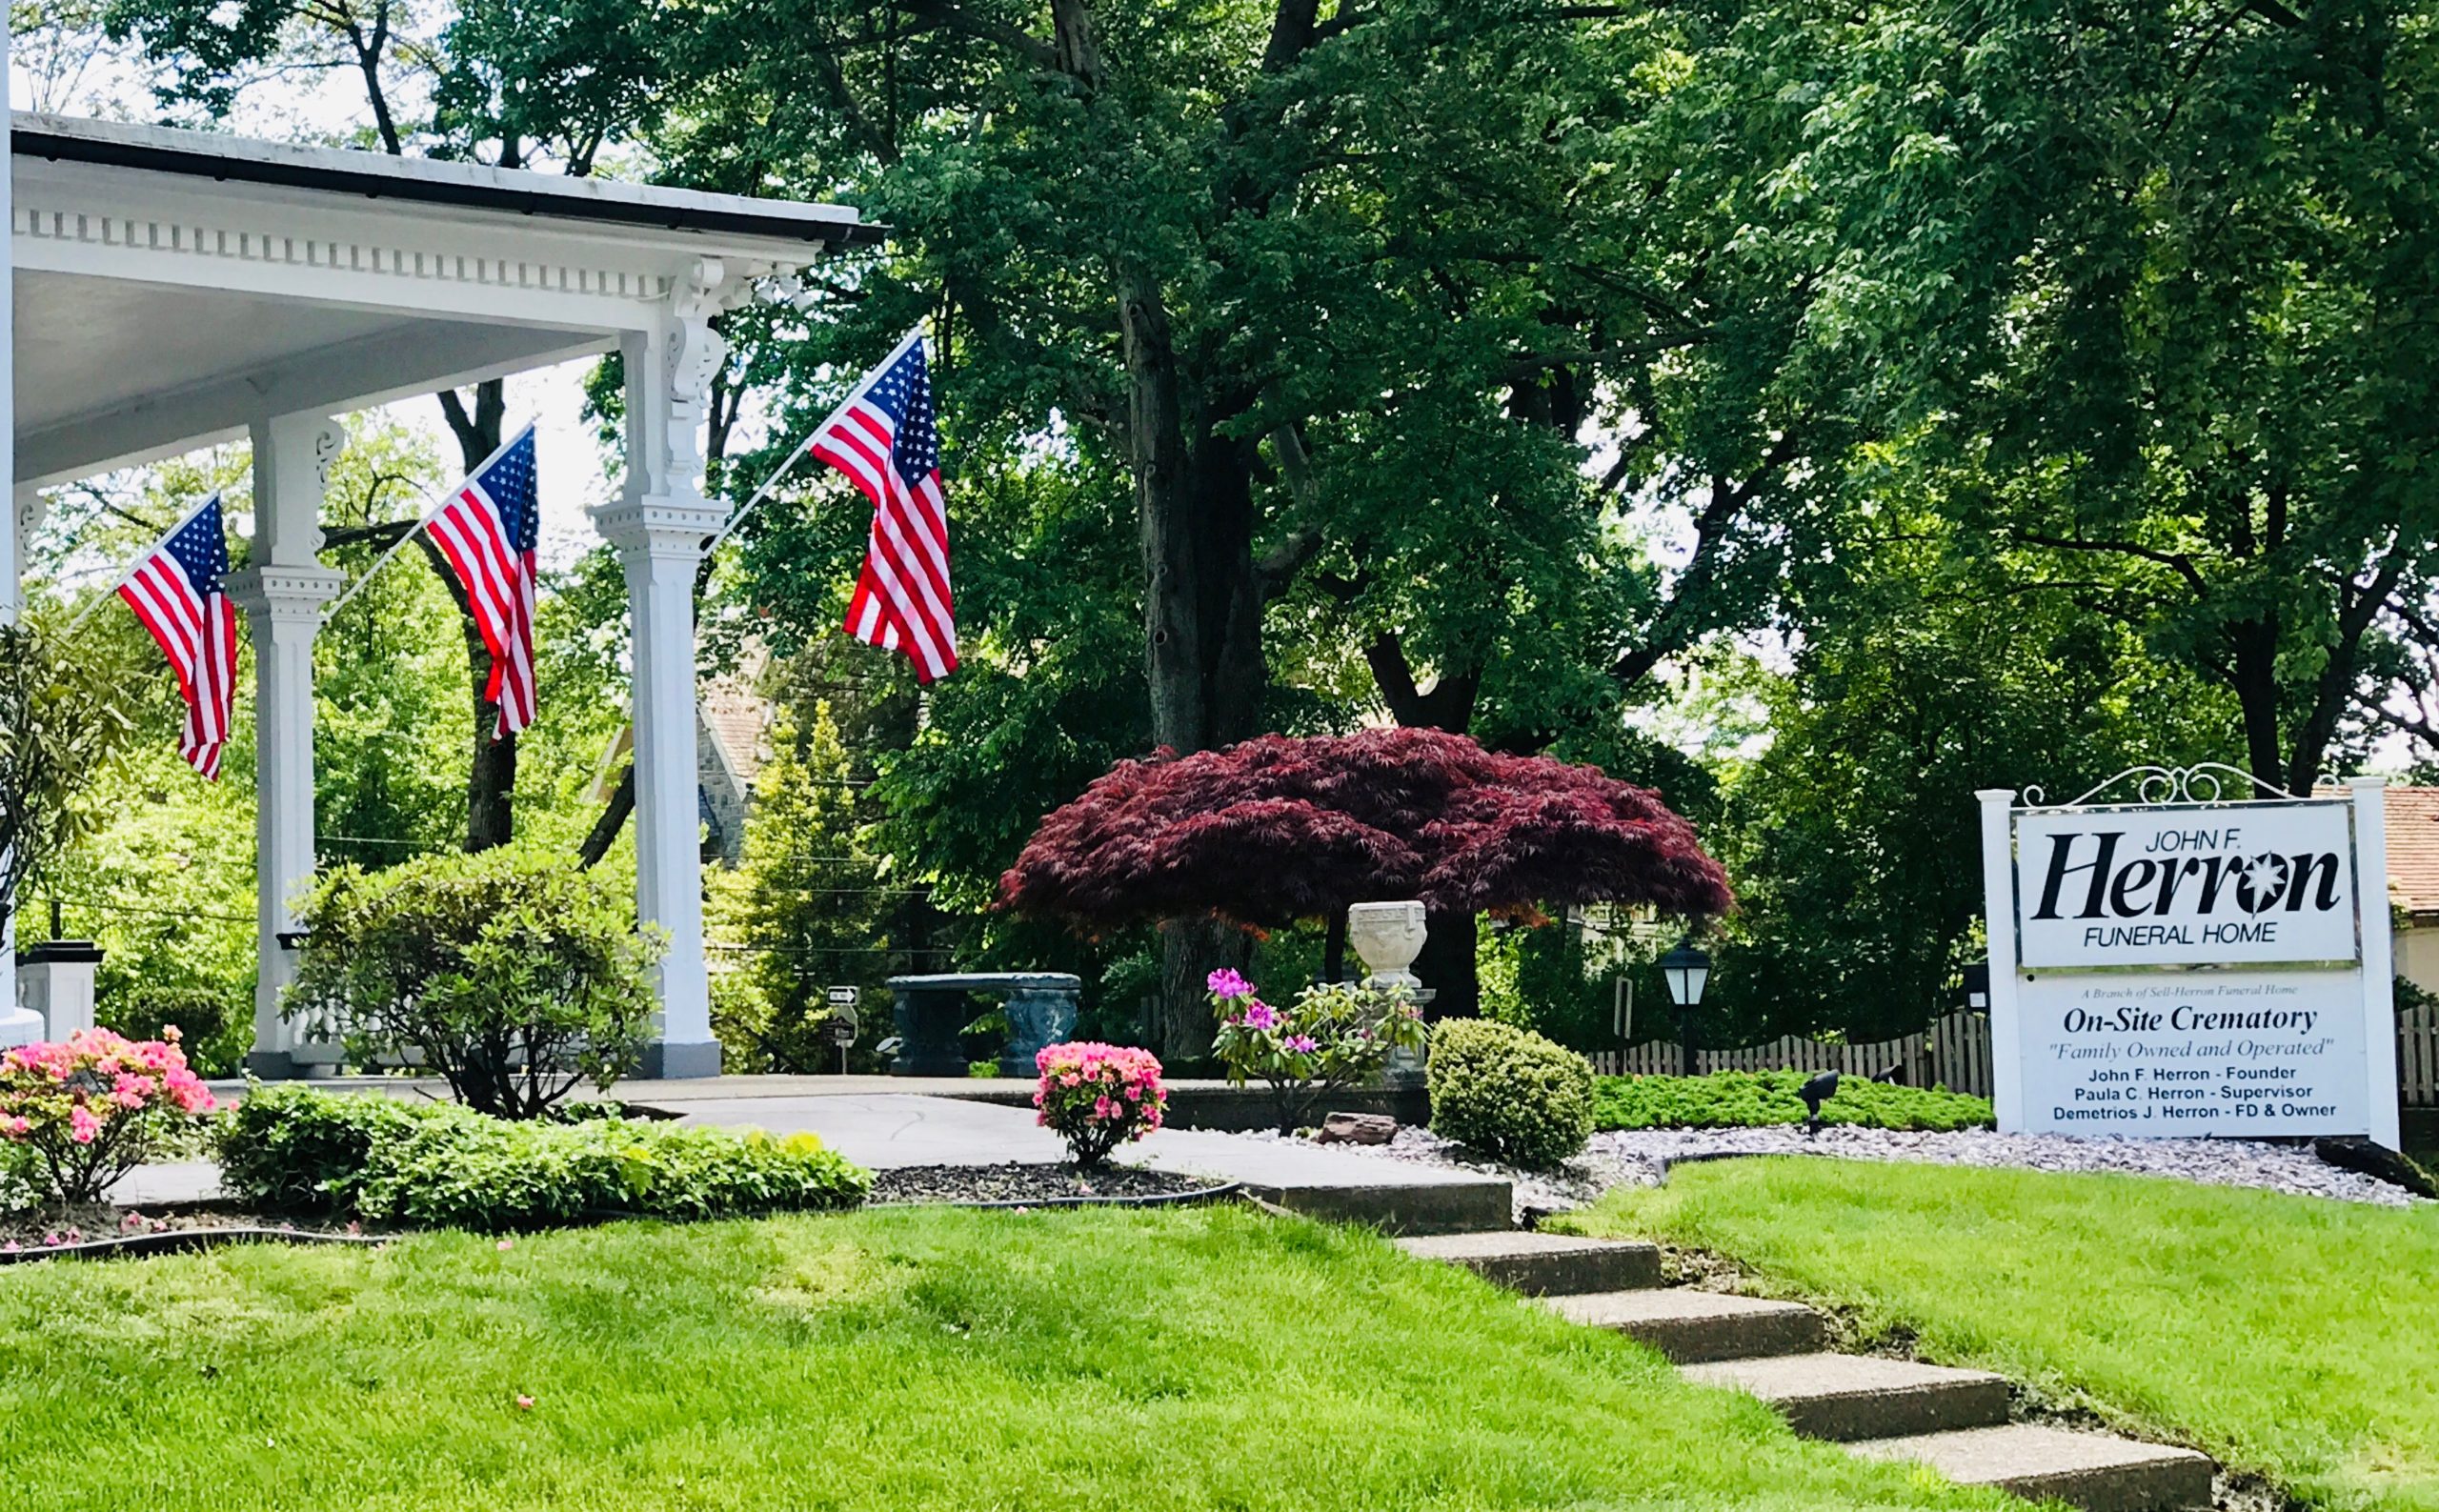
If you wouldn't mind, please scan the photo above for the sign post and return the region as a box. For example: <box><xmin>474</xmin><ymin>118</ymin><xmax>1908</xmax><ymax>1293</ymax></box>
<box><xmin>825</xmin><ymin>986</ymin><xmax>859</xmax><ymax>1076</ymax></box>
<box><xmin>1979</xmin><ymin>765</ymin><xmax>2399</xmax><ymax>1147</ymax></box>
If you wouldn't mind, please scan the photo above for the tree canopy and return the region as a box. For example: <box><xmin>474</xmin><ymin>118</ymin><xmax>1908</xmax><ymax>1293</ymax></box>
<box><xmin>1001</xmin><ymin>727</ymin><xmax>1729</xmax><ymax>946</ymax></box>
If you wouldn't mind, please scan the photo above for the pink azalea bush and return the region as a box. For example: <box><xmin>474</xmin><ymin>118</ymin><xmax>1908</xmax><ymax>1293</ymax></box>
<box><xmin>0</xmin><ymin>1027</ymin><xmax>216</xmax><ymax>1206</ymax></box>
<box><xmin>1208</xmin><ymin>969</ymin><xmax>1428</xmax><ymax>1135</ymax></box>
<box><xmin>1033</xmin><ymin>1042</ymin><xmax>1167</xmax><ymax>1168</ymax></box>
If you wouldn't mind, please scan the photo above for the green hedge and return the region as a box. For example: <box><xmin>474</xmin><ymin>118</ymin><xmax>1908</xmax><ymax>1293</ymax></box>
<box><xmin>1592</xmin><ymin>1070</ymin><xmax>1994</xmax><ymax>1133</ymax></box>
<box><xmin>1428</xmin><ymin>1018</ymin><xmax>1596</xmax><ymax>1169</ymax></box>
<box><xmin>214</xmin><ymin>1084</ymin><xmax>870</xmax><ymax>1231</ymax></box>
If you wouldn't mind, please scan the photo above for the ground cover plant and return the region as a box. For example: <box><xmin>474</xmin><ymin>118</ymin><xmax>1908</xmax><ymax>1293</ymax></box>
<box><xmin>1592</xmin><ymin>1071</ymin><xmax>1994</xmax><ymax>1133</ymax></box>
<box><xmin>1562</xmin><ymin>1159</ymin><xmax>2439</xmax><ymax>1512</ymax></box>
<box><xmin>0</xmin><ymin>1203</ymin><xmax>2019</xmax><ymax>1512</ymax></box>
<box><xmin>214</xmin><ymin>1084</ymin><xmax>868</xmax><ymax>1230</ymax></box>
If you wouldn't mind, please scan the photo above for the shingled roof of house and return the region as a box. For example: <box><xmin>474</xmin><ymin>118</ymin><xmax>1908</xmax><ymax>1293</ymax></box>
<box><xmin>2386</xmin><ymin>786</ymin><xmax>2439</xmax><ymax>917</ymax></box>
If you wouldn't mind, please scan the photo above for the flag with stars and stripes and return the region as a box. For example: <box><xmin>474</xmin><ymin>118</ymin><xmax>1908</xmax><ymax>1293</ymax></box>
<box><xmin>424</xmin><ymin>424</ymin><xmax>541</xmax><ymax>738</ymax></box>
<box><xmin>116</xmin><ymin>494</ymin><xmax>238</xmax><ymax>780</ymax></box>
<box><xmin>813</xmin><ymin>329</ymin><xmax>957</xmax><ymax>682</ymax></box>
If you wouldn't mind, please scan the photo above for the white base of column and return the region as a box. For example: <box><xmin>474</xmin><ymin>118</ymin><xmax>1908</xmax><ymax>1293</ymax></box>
<box><xmin>641</xmin><ymin>1039</ymin><xmax>722</xmax><ymax>1079</ymax></box>
<box><xmin>0</xmin><ymin>1008</ymin><xmax>42</xmax><ymax>1048</ymax></box>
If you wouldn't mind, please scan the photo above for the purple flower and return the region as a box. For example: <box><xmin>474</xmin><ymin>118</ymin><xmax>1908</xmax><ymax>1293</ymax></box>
<box><xmin>1283</xmin><ymin>1035</ymin><xmax>1318</xmax><ymax>1055</ymax></box>
<box><xmin>1236</xmin><ymin>1000</ymin><xmax>1283</xmax><ymax>1031</ymax></box>
<box><xmin>1206</xmin><ymin>968</ymin><xmax>1255</xmax><ymax>1000</ymax></box>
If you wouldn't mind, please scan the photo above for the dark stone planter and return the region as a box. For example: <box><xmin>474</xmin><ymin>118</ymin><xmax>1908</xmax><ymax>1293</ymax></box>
<box><xmin>887</xmin><ymin>973</ymin><xmax>1081</xmax><ymax>1079</ymax></box>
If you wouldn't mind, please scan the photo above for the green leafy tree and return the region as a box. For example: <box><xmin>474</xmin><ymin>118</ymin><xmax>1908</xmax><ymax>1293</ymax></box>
<box><xmin>707</xmin><ymin>703</ymin><xmax>895</xmax><ymax>1071</ymax></box>
<box><xmin>1733</xmin><ymin>0</ymin><xmax>2439</xmax><ymax>795</ymax></box>
<box><xmin>0</xmin><ymin>619</ymin><xmax>139</xmax><ymax>972</ymax></box>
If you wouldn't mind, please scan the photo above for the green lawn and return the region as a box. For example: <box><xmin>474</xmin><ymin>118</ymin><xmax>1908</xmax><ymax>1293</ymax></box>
<box><xmin>0</xmin><ymin>1204</ymin><xmax>2014</xmax><ymax>1511</ymax></box>
<box><xmin>1560</xmin><ymin>1159</ymin><xmax>2439</xmax><ymax>1512</ymax></box>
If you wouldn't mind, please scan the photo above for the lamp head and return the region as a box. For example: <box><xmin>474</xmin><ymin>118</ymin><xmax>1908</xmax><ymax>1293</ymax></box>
<box><xmin>1658</xmin><ymin>939</ymin><xmax>1712</xmax><ymax>1009</ymax></box>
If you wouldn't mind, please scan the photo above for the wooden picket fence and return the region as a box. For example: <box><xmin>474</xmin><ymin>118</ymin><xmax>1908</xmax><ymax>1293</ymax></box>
<box><xmin>2403</xmin><ymin>1006</ymin><xmax>2439</xmax><ymax>1107</ymax></box>
<box><xmin>1593</xmin><ymin>1006</ymin><xmax>2439</xmax><ymax>1108</ymax></box>
<box><xmin>1589</xmin><ymin>1012</ymin><xmax>1995</xmax><ymax>1099</ymax></box>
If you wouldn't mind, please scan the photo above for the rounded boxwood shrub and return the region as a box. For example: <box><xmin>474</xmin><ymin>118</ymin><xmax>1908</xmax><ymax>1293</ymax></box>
<box><xmin>1427</xmin><ymin>1018</ymin><xmax>1595</xmax><ymax>1169</ymax></box>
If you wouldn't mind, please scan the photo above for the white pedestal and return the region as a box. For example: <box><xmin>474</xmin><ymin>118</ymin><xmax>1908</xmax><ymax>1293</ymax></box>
<box><xmin>14</xmin><ymin>939</ymin><xmax>100</xmax><ymax>1040</ymax></box>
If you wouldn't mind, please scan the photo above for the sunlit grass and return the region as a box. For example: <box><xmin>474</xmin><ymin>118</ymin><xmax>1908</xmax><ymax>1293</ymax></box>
<box><xmin>1562</xmin><ymin>1159</ymin><xmax>2439</xmax><ymax>1512</ymax></box>
<box><xmin>0</xmin><ymin>1203</ymin><xmax>2017</xmax><ymax>1511</ymax></box>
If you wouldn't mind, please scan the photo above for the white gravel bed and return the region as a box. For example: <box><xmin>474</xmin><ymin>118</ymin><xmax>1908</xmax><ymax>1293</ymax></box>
<box><xmin>1224</xmin><ymin>1123</ymin><xmax>2429</xmax><ymax>1214</ymax></box>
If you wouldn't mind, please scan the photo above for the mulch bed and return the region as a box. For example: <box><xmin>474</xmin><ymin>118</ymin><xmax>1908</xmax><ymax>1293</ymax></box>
<box><xmin>868</xmin><ymin>1163</ymin><xmax>1234</xmax><ymax>1208</ymax></box>
<box><xmin>0</xmin><ymin>1202</ymin><xmax>384</xmax><ymax>1262</ymax></box>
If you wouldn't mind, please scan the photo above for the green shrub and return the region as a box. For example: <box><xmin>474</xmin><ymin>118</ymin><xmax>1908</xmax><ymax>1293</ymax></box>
<box><xmin>213</xmin><ymin>1086</ymin><xmax>869</xmax><ymax>1231</ymax></box>
<box><xmin>1591</xmin><ymin>1070</ymin><xmax>1995</xmax><ymax>1132</ymax></box>
<box><xmin>0</xmin><ymin>1140</ymin><xmax>39</xmax><ymax>1215</ymax></box>
<box><xmin>287</xmin><ymin>846</ymin><xmax>666</xmax><ymax>1119</ymax></box>
<box><xmin>213</xmin><ymin>1080</ymin><xmax>432</xmax><ymax>1214</ymax></box>
<box><xmin>1427</xmin><ymin>1018</ymin><xmax>1595</xmax><ymax>1169</ymax></box>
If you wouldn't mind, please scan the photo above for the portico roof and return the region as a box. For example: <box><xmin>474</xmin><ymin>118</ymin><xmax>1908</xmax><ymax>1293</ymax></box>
<box><xmin>11</xmin><ymin>111</ymin><xmax>874</xmax><ymax>486</ymax></box>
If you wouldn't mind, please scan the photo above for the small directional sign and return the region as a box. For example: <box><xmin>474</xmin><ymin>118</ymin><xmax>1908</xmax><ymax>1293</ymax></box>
<box><xmin>825</xmin><ymin>985</ymin><xmax>860</xmax><ymax>1008</ymax></box>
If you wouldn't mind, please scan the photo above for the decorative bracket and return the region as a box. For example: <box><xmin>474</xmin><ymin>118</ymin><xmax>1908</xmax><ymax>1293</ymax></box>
<box><xmin>2021</xmin><ymin>761</ymin><xmax>2304</xmax><ymax>810</ymax></box>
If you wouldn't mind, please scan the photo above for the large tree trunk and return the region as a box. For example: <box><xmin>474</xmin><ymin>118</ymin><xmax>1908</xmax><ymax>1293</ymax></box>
<box><xmin>1119</xmin><ymin>272</ymin><xmax>1268</xmax><ymax>1059</ymax></box>
<box><xmin>2227</xmin><ymin>615</ymin><xmax>2287</xmax><ymax>795</ymax></box>
<box><xmin>1415</xmin><ymin>909</ymin><xmax>1479</xmax><ymax>1020</ymax></box>
<box><xmin>1159</xmin><ymin>916</ymin><xmax>1249</xmax><ymax>1065</ymax></box>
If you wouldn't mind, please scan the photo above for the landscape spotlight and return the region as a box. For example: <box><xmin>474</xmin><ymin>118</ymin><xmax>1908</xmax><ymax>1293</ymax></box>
<box><xmin>1798</xmin><ymin>1070</ymin><xmax>1840</xmax><ymax>1137</ymax></box>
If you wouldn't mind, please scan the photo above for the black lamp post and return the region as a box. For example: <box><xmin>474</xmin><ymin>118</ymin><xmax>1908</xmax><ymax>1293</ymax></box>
<box><xmin>1658</xmin><ymin>939</ymin><xmax>1712</xmax><ymax>1078</ymax></box>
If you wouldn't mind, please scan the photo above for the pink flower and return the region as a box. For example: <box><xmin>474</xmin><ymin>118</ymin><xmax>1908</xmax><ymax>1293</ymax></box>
<box><xmin>68</xmin><ymin>1105</ymin><xmax>102</xmax><ymax>1144</ymax></box>
<box><xmin>514</xmin><ymin>1394</ymin><xmax>535</xmax><ymax>1411</ymax></box>
<box><xmin>496</xmin><ymin>1238</ymin><xmax>514</xmax><ymax>1251</ymax></box>
<box><xmin>1235</xmin><ymin>1000</ymin><xmax>1282</xmax><ymax>1032</ymax></box>
<box><xmin>1205</xmin><ymin>968</ymin><xmax>1255</xmax><ymax>1000</ymax></box>
<box><xmin>1283</xmin><ymin>1035</ymin><xmax>1318</xmax><ymax>1055</ymax></box>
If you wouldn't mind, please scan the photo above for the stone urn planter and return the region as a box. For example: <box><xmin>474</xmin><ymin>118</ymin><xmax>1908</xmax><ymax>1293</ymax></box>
<box><xmin>1347</xmin><ymin>901</ymin><xmax>1429</xmax><ymax>1087</ymax></box>
<box><xmin>1347</xmin><ymin>900</ymin><xmax>1427</xmax><ymax>987</ymax></box>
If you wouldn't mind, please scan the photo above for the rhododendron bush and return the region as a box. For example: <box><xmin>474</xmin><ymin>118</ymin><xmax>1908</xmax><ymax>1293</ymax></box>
<box><xmin>1034</xmin><ymin>1042</ymin><xmax>1167</xmax><ymax>1168</ymax></box>
<box><xmin>1208</xmin><ymin>971</ymin><xmax>1427</xmax><ymax>1135</ymax></box>
<box><xmin>0</xmin><ymin>1028</ymin><xmax>216</xmax><ymax>1205</ymax></box>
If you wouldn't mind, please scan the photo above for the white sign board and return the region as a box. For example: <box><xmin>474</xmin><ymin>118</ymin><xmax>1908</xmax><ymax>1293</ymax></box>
<box><xmin>2012</xmin><ymin>970</ymin><xmax>2369</xmax><ymax>1136</ymax></box>
<box><xmin>1977</xmin><ymin>773</ymin><xmax>2400</xmax><ymax>1147</ymax></box>
<box><xmin>2016</xmin><ymin>804</ymin><xmax>2358</xmax><ymax>967</ymax></box>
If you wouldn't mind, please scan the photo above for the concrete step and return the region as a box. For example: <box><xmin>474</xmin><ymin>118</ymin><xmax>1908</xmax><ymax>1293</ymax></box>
<box><xmin>1237</xmin><ymin>1177</ymin><xmax>1513</xmax><ymax>1236</ymax></box>
<box><xmin>1544</xmin><ymin>1288</ymin><xmax>1829</xmax><ymax>1362</ymax></box>
<box><xmin>1679</xmin><ymin>1352</ymin><xmax>2011</xmax><ymax>1441</ymax></box>
<box><xmin>1851</xmin><ymin>1423</ymin><xmax>2215</xmax><ymax>1512</ymax></box>
<box><xmin>1397</xmin><ymin>1231</ymin><xmax>1663</xmax><ymax>1295</ymax></box>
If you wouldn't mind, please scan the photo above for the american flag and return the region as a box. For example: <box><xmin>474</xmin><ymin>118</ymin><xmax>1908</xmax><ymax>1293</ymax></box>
<box><xmin>423</xmin><ymin>424</ymin><xmax>540</xmax><ymax>738</ymax></box>
<box><xmin>117</xmin><ymin>494</ymin><xmax>237</xmax><ymax>780</ymax></box>
<box><xmin>813</xmin><ymin>330</ymin><xmax>957</xmax><ymax>682</ymax></box>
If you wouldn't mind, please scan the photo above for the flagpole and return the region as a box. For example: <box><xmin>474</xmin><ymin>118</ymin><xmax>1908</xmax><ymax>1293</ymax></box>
<box><xmin>323</xmin><ymin>420</ymin><xmax>536</xmax><ymax>620</ymax></box>
<box><xmin>62</xmin><ymin>489</ymin><xmax>231</xmax><ymax>636</ymax></box>
<box><xmin>700</xmin><ymin>324</ymin><xmax>925</xmax><ymax>559</ymax></box>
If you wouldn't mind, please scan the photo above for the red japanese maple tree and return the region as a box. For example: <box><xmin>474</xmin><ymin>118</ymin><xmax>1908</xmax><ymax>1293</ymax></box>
<box><xmin>998</xmin><ymin>727</ymin><xmax>1732</xmax><ymax>934</ymax></box>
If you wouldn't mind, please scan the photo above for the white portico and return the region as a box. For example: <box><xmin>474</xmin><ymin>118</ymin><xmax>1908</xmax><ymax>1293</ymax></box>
<box><xmin>3</xmin><ymin>113</ymin><xmax>876</xmax><ymax>1075</ymax></box>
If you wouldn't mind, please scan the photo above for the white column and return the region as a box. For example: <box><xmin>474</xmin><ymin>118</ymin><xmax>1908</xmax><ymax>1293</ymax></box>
<box><xmin>2350</xmin><ymin>776</ymin><xmax>2404</xmax><ymax>1149</ymax></box>
<box><xmin>0</xmin><ymin>493</ymin><xmax>29</xmax><ymax>1043</ymax></box>
<box><xmin>1976</xmin><ymin>788</ymin><xmax>2026</xmax><ymax>1132</ymax></box>
<box><xmin>1</xmin><ymin>55</ymin><xmax>25</xmax><ymax>1042</ymax></box>
<box><xmin>227</xmin><ymin>414</ymin><xmax>347</xmax><ymax>1078</ymax></box>
<box><xmin>591</xmin><ymin>260</ymin><xmax>732</xmax><ymax>1079</ymax></box>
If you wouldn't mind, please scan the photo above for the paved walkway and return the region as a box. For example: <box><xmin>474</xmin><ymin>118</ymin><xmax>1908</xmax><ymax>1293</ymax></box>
<box><xmin>121</xmin><ymin>1091</ymin><xmax>1507</xmax><ymax>1229</ymax></box>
